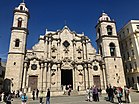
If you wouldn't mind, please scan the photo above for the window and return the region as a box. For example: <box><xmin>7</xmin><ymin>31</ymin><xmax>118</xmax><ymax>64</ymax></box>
<box><xmin>129</xmin><ymin>63</ymin><xmax>132</xmax><ymax>70</ymax></box>
<box><xmin>127</xmin><ymin>28</ymin><xmax>129</xmax><ymax>34</ymax></box>
<box><xmin>63</xmin><ymin>40</ymin><xmax>70</xmax><ymax>48</ymax></box>
<box><xmin>107</xmin><ymin>25</ymin><xmax>112</xmax><ymax>35</ymax></box>
<box><xmin>136</xmin><ymin>25</ymin><xmax>139</xmax><ymax>29</ymax></box>
<box><xmin>15</xmin><ymin>39</ymin><xmax>20</xmax><ymax>47</ymax></box>
<box><xmin>132</xmin><ymin>77</ymin><xmax>134</xmax><ymax>84</ymax></box>
<box><xmin>18</xmin><ymin>18</ymin><xmax>22</xmax><ymax>27</ymax></box>
<box><xmin>127</xmin><ymin>52</ymin><xmax>130</xmax><ymax>60</ymax></box>
<box><xmin>131</xmin><ymin>50</ymin><xmax>134</xmax><ymax>56</ymax></box>
<box><xmin>98</xmin><ymin>28</ymin><xmax>101</xmax><ymax>38</ymax></box>
<box><xmin>20</xmin><ymin>6</ymin><xmax>23</xmax><ymax>10</ymax></box>
<box><xmin>134</xmin><ymin>62</ymin><xmax>137</xmax><ymax>69</ymax></box>
<box><xmin>109</xmin><ymin>43</ymin><xmax>116</xmax><ymax>56</ymax></box>
<box><xmin>99</xmin><ymin>45</ymin><xmax>102</xmax><ymax>55</ymax></box>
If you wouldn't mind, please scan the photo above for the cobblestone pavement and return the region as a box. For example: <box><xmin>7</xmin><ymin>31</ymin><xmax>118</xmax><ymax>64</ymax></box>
<box><xmin>1</xmin><ymin>91</ymin><xmax>139</xmax><ymax>104</ymax></box>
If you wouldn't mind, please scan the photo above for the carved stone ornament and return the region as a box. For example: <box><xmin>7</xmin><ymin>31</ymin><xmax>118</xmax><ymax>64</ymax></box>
<box><xmin>31</xmin><ymin>64</ymin><xmax>37</xmax><ymax>70</ymax></box>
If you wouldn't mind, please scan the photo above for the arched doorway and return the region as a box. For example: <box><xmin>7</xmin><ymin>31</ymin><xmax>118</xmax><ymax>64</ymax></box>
<box><xmin>61</xmin><ymin>69</ymin><xmax>73</xmax><ymax>90</ymax></box>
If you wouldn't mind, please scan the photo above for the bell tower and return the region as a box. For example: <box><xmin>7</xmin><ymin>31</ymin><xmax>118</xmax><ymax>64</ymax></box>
<box><xmin>96</xmin><ymin>13</ymin><xmax>126</xmax><ymax>87</ymax></box>
<box><xmin>5</xmin><ymin>2</ymin><xmax>30</xmax><ymax>92</ymax></box>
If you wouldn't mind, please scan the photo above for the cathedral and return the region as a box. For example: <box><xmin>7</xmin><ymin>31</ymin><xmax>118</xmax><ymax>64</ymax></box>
<box><xmin>5</xmin><ymin>2</ymin><xmax>126</xmax><ymax>95</ymax></box>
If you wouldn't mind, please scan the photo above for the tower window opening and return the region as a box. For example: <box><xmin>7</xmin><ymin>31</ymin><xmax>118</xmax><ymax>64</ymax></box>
<box><xmin>107</xmin><ymin>25</ymin><xmax>112</xmax><ymax>35</ymax></box>
<box><xmin>18</xmin><ymin>18</ymin><xmax>22</xmax><ymax>28</ymax></box>
<box><xmin>15</xmin><ymin>39</ymin><xmax>20</xmax><ymax>47</ymax></box>
<box><xmin>98</xmin><ymin>28</ymin><xmax>101</xmax><ymax>38</ymax></box>
<box><xmin>109</xmin><ymin>43</ymin><xmax>116</xmax><ymax>56</ymax></box>
<box><xmin>20</xmin><ymin>6</ymin><xmax>23</xmax><ymax>10</ymax></box>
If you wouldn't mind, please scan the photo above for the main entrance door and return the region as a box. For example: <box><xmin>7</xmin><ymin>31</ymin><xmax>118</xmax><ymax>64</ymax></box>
<box><xmin>93</xmin><ymin>76</ymin><xmax>101</xmax><ymax>88</ymax></box>
<box><xmin>28</xmin><ymin>76</ymin><xmax>38</xmax><ymax>91</ymax></box>
<box><xmin>61</xmin><ymin>69</ymin><xmax>73</xmax><ymax>90</ymax></box>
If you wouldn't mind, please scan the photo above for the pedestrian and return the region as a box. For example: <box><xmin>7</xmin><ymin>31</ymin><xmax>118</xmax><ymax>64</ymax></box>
<box><xmin>1</xmin><ymin>92</ymin><xmax>4</xmax><ymax>102</ymax></box>
<box><xmin>108</xmin><ymin>86</ymin><xmax>114</xmax><ymax>103</ymax></box>
<box><xmin>36</xmin><ymin>89</ymin><xmax>39</xmax><ymax>99</ymax></box>
<box><xmin>116</xmin><ymin>87</ymin><xmax>122</xmax><ymax>104</ymax></box>
<box><xmin>125</xmin><ymin>86</ymin><xmax>132</xmax><ymax>103</ymax></box>
<box><xmin>32</xmin><ymin>89</ymin><xmax>35</xmax><ymax>100</ymax></box>
<box><xmin>46</xmin><ymin>89</ymin><xmax>50</xmax><ymax>104</ymax></box>
<box><xmin>6</xmin><ymin>93</ymin><xmax>12</xmax><ymax>104</ymax></box>
<box><xmin>19</xmin><ymin>90</ymin><xmax>23</xmax><ymax>98</ymax></box>
<box><xmin>93</xmin><ymin>85</ymin><xmax>99</xmax><ymax>102</ymax></box>
<box><xmin>68</xmin><ymin>88</ymin><xmax>71</xmax><ymax>96</ymax></box>
<box><xmin>89</xmin><ymin>87</ymin><xmax>93</xmax><ymax>102</ymax></box>
<box><xmin>86</xmin><ymin>88</ymin><xmax>90</xmax><ymax>101</ymax></box>
<box><xmin>39</xmin><ymin>91</ymin><xmax>44</xmax><ymax>104</ymax></box>
<box><xmin>21</xmin><ymin>93</ymin><xmax>28</xmax><ymax>104</ymax></box>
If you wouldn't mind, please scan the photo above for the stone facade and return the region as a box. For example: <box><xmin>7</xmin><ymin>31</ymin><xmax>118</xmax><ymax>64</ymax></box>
<box><xmin>5</xmin><ymin>3</ymin><xmax>126</xmax><ymax>94</ymax></box>
<box><xmin>118</xmin><ymin>20</ymin><xmax>139</xmax><ymax>88</ymax></box>
<box><xmin>0</xmin><ymin>58</ymin><xmax>6</xmax><ymax>92</ymax></box>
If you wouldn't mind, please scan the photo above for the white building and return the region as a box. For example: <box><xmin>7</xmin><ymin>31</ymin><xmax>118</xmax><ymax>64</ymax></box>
<box><xmin>5</xmin><ymin>2</ymin><xmax>126</xmax><ymax>95</ymax></box>
<box><xmin>118</xmin><ymin>20</ymin><xmax>139</xmax><ymax>88</ymax></box>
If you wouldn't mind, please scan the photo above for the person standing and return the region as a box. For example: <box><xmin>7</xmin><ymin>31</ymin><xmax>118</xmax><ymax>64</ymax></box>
<box><xmin>32</xmin><ymin>89</ymin><xmax>35</xmax><ymax>100</ymax></box>
<box><xmin>46</xmin><ymin>89</ymin><xmax>50</xmax><ymax>104</ymax></box>
<box><xmin>6</xmin><ymin>93</ymin><xmax>12</xmax><ymax>104</ymax></box>
<box><xmin>39</xmin><ymin>91</ymin><xmax>44</xmax><ymax>104</ymax></box>
<box><xmin>21</xmin><ymin>93</ymin><xmax>28</xmax><ymax>104</ymax></box>
<box><xmin>36</xmin><ymin>89</ymin><xmax>39</xmax><ymax>99</ymax></box>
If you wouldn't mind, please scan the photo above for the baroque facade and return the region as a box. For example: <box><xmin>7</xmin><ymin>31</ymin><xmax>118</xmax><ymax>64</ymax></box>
<box><xmin>118</xmin><ymin>20</ymin><xmax>139</xmax><ymax>88</ymax></box>
<box><xmin>5</xmin><ymin>2</ymin><xmax>126</xmax><ymax>94</ymax></box>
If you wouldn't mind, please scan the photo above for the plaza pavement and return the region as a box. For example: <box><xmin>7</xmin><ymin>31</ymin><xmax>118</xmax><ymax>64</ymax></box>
<box><xmin>1</xmin><ymin>91</ymin><xmax>139</xmax><ymax>104</ymax></box>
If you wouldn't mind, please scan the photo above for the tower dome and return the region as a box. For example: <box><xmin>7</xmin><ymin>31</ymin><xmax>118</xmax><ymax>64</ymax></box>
<box><xmin>14</xmin><ymin>2</ymin><xmax>29</xmax><ymax>12</ymax></box>
<box><xmin>98</xmin><ymin>12</ymin><xmax>111</xmax><ymax>22</ymax></box>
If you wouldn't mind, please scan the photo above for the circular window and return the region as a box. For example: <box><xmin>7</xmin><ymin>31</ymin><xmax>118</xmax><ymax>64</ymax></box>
<box><xmin>31</xmin><ymin>64</ymin><xmax>37</xmax><ymax>70</ymax></box>
<box><xmin>93</xmin><ymin>65</ymin><xmax>98</xmax><ymax>71</ymax></box>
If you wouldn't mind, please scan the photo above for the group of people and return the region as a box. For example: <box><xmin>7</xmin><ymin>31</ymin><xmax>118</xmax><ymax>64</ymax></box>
<box><xmin>32</xmin><ymin>88</ymin><xmax>50</xmax><ymax>104</ymax></box>
<box><xmin>106</xmin><ymin>85</ymin><xmax>132</xmax><ymax>104</ymax></box>
<box><xmin>86</xmin><ymin>85</ymin><xmax>102</xmax><ymax>102</ymax></box>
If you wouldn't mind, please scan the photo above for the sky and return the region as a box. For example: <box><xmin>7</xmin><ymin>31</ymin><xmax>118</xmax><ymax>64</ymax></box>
<box><xmin>0</xmin><ymin>0</ymin><xmax>139</xmax><ymax>61</ymax></box>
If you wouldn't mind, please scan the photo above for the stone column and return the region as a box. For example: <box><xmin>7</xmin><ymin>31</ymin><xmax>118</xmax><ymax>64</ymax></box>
<box><xmin>57</xmin><ymin>64</ymin><xmax>61</xmax><ymax>90</ymax></box>
<box><xmin>43</xmin><ymin>63</ymin><xmax>47</xmax><ymax>91</ymax></box>
<box><xmin>40</xmin><ymin>63</ymin><xmax>44</xmax><ymax>91</ymax></box>
<box><xmin>22</xmin><ymin>62</ymin><xmax>28</xmax><ymax>92</ymax></box>
<box><xmin>47</xmin><ymin>63</ymin><xmax>51</xmax><ymax>89</ymax></box>
<box><xmin>102</xmin><ymin>64</ymin><xmax>107</xmax><ymax>89</ymax></box>
<box><xmin>88</xmin><ymin>64</ymin><xmax>93</xmax><ymax>87</ymax></box>
<box><xmin>57</xmin><ymin>39</ymin><xmax>60</xmax><ymax>60</ymax></box>
<box><xmin>72</xmin><ymin>68</ymin><xmax>76</xmax><ymax>90</ymax></box>
<box><xmin>84</xmin><ymin>64</ymin><xmax>88</xmax><ymax>89</ymax></box>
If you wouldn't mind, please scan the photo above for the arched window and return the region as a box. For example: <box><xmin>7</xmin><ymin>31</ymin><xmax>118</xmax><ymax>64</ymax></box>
<box><xmin>15</xmin><ymin>39</ymin><xmax>20</xmax><ymax>47</ymax></box>
<box><xmin>20</xmin><ymin>6</ymin><xmax>23</xmax><ymax>10</ymax></box>
<box><xmin>98</xmin><ymin>28</ymin><xmax>101</xmax><ymax>38</ymax></box>
<box><xmin>17</xmin><ymin>18</ymin><xmax>22</xmax><ymax>28</ymax></box>
<box><xmin>109</xmin><ymin>43</ymin><xmax>116</xmax><ymax>56</ymax></box>
<box><xmin>107</xmin><ymin>25</ymin><xmax>112</xmax><ymax>35</ymax></box>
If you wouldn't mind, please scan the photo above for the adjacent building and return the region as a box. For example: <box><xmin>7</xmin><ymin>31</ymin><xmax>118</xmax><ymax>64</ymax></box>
<box><xmin>118</xmin><ymin>20</ymin><xmax>139</xmax><ymax>88</ymax></box>
<box><xmin>0</xmin><ymin>58</ymin><xmax>6</xmax><ymax>92</ymax></box>
<box><xmin>5</xmin><ymin>2</ymin><xmax>126</xmax><ymax>95</ymax></box>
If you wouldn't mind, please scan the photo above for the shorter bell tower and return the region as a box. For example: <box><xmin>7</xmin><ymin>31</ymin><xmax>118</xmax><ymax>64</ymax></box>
<box><xmin>96</xmin><ymin>13</ymin><xmax>126</xmax><ymax>87</ymax></box>
<box><xmin>5</xmin><ymin>2</ymin><xmax>30</xmax><ymax>92</ymax></box>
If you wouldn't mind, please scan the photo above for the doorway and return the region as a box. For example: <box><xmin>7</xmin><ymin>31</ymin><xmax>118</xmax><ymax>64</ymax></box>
<box><xmin>28</xmin><ymin>76</ymin><xmax>38</xmax><ymax>91</ymax></box>
<box><xmin>61</xmin><ymin>69</ymin><xmax>73</xmax><ymax>90</ymax></box>
<box><xmin>93</xmin><ymin>76</ymin><xmax>101</xmax><ymax>88</ymax></box>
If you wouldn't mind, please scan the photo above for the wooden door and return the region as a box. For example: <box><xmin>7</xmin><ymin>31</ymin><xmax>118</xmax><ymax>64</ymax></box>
<box><xmin>93</xmin><ymin>76</ymin><xmax>101</xmax><ymax>88</ymax></box>
<box><xmin>28</xmin><ymin>76</ymin><xmax>38</xmax><ymax>91</ymax></box>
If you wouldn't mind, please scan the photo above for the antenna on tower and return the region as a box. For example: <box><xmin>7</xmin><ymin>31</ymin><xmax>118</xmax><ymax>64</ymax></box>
<box><xmin>22</xmin><ymin>0</ymin><xmax>25</xmax><ymax>3</ymax></box>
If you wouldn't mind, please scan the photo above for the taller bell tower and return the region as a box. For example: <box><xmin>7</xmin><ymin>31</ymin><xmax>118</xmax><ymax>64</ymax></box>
<box><xmin>5</xmin><ymin>2</ymin><xmax>30</xmax><ymax>91</ymax></box>
<box><xmin>96</xmin><ymin>13</ymin><xmax>126</xmax><ymax>87</ymax></box>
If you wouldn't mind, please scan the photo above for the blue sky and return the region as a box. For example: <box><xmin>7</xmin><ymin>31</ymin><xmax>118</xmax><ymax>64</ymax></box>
<box><xmin>0</xmin><ymin>0</ymin><xmax>139</xmax><ymax>61</ymax></box>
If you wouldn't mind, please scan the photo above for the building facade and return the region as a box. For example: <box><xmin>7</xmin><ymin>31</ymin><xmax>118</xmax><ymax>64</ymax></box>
<box><xmin>118</xmin><ymin>20</ymin><xmax>139</xmax><ymax>88</ymax></box>
<box><xmin>0</xmin><ymin>58</ymin><xmax>6</xmax><ymax>92</ymax></box>
<box><xmin>5</xmin><ymin>2</ymin><xmax>126</xmax><ymax>94</ymax></box>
